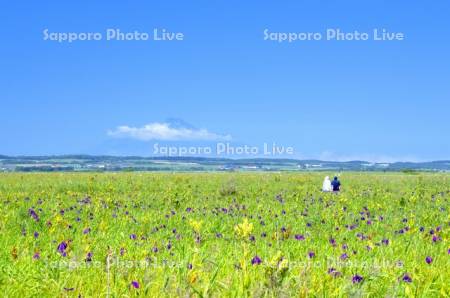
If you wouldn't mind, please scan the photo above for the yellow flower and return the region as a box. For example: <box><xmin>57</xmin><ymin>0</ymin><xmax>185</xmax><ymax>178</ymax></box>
<box><xmin>99</xmin><ymin>220</ymin><xmax>106</xmax><ymax>232</ymax></box>
<box><xmin>55</xmin><ymin>214</ymin><xmax>63</xmax><ymax>224</ymax></box>
<box><xmin>189</xmin><ymin>220</ymin><xmax>203</xmax><ymax>233</ymax></box>
<box><xmin>278</xmin><ymin>258</ymin><xmax>289</xmax><ymax>270</ymax></box>
<box><xmin>269</xmin><ymin>251</ymin><xmax>283</xmax><ymax>267</ymax></box>
<box><xmin>405</xmin><ymin>285</ymin><xmax>414</xmax><ymax>298</ymax></box>
<box><xmin>188</xmin><ymin>270</ymin><xmax>200</xmax><ymax>284</ymax></box>
<box><xmin>234</xmin><ymin>218</ymin><xmax>253</xmax><ymax>238</ymax></box>
<box><xmin>267</xmin><ymin>251</ymin><xmax>289</xmax><ymax>272</ymax></box>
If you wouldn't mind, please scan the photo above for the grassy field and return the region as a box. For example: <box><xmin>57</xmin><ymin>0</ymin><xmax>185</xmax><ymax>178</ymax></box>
<box><xmin>0</xmin><ymin>172</ymin><xmax>449</xmax><ymax>297</ymax></box>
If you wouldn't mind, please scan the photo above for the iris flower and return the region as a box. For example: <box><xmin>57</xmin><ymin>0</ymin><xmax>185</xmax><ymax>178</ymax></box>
<box><xmin>28</xmin><ymin>208</ymin><xmax>39</xmax><ymax>221</ymax></box>
<box><xmin>352</xmin><ymin>275</ymin><xmax>363</xmax><ymax>283</ymax></box>
<box><xmin>295</xmin><ymin>234</ymin><xmax>305</xmax><ymax>241</ymax></box>
<box><xmin>402</xmin><ymin>273</ymin><xmax>412</xmax><ymax>283</ymax></box>
<box><xmin>251</xmin><ymin>255</ymin><xmax>262</xmax><ymax>265</ymax></box>
<box><xmin>57</xmin><ymin>241</ymin><xmax>68</xmax><ymax>257</ymax></box>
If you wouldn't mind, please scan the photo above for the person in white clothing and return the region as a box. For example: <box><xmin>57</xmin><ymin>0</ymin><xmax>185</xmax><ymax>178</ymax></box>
<box><xmin>322</xmin><ymin>176</ymin><xmax>332</xmax><ymax>192</ymax></box>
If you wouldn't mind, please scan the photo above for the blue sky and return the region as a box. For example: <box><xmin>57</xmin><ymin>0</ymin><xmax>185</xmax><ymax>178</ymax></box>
<box><xmin>1</xmin><ymin>1</ymin><xmax>449</xmax><ymax>161</ymax></box>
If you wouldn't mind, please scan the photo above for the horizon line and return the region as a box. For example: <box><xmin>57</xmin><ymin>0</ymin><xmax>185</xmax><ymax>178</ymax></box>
<box><xmin>1</xmin><ymin>154</ymin><xmax>449</xmax><ymax>164</ymax></box>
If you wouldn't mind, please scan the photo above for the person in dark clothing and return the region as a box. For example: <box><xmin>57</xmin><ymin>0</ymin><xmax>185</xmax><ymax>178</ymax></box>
<box><xmin>331</xmin><ymin>176</ymin><xmax>341</xmax><ymax>192</ymax></box>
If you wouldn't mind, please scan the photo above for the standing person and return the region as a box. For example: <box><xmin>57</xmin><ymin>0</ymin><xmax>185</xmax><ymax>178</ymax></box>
<box><xmin>331</xmin><ymin>176</ymin><xmax>341</xmax><ymax>192</ymax></box>
<box><xmin>322</xmin><ymin>176</ymin><xmax>332</xmax><ymax>192</ymax></box>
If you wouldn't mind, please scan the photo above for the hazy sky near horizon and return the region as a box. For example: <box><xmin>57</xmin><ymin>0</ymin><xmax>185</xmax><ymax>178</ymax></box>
<box><xmin>1</xmin><ymin>1</ymin><xmax>449</xmax><ymax>162</ymax></box>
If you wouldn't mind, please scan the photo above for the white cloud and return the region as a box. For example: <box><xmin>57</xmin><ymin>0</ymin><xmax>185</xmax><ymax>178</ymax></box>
<box><xmin>108</xmin><ymin>122</ymin><xmax>232</xmax><ymax>141</ymax></box>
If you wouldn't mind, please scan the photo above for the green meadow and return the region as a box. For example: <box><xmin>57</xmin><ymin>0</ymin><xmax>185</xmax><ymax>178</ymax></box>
<box><xmin>0</xmin><ymin>172</ymin><xmax>448</xmax><ymax>297</ymax></box>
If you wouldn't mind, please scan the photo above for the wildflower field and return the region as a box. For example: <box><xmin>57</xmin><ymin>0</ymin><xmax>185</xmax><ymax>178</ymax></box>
<box><xmin>0</xmin><ymin>172</ymin><xmax>449</xmax><ymax>297</ymax></box>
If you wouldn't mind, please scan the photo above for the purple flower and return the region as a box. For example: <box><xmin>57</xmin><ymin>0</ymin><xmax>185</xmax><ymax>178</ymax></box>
<box><xmin>328</xmin><ymin>268</ymin><xmax>342</xmax><ymax>278</ymax></box>
<box><xmin>152</xmin><ymin>246</ymin><xmax>158</xmax><ymax>253</ymax></box>
<box><xmin>295</xmin><ymin>234</ymin><xmax>305</xmax><ymax>241</ymax></box>
<box><xmin>120</xmin><ymin>247</ymin><xmax>126</xmax><ymax>256</ymax></box>
<box><xmin>85</xmin><ymin>252</ymin><xmax>93</xmax><ymax>262</ymax></box>
<box><xmin>329</xmin><ymin>238</ymin><xmax>337</xmax><ymax>247</ymax></box>
<box><xmin>216</xmin><ymin>233</ymin><xmax>223</xmax><ymax>238</ymax></box>
<box><xmin>308</xmin><ymin>251</ymin><xmax>315</xmax><ymax>258</ymax></box>
<box><xmin>402</xmin><ymin>273</ymin><xmax>412</xmax><ymax>283</ymax></box>
<box><xmin>275</xmin><ymin>194</ymin><xmax>284</xmax><ymax>203</ymax></box>
<box><xmin>34</xmin><ymin>232</ymin><xmax>39</xmax><ymax>239</ymax></box>
<box><xmin>419</xmin><ymin>226</ymin><xmax>425</xmax><ymax>232</ymax></box>
<box><xmin>352</xmin><ymin>274</ymin><xmax>363</xmax><ymax>284</ymax></box>
<box><xmin>432</xmin><ymin>235</ymin><xmax>441</xmax><ymax>243</ymax></box>
<box><xmin>251</xmin><ymin>255</ymin><xmax>262</xmax><ymax>265</ymax></box>
<box><xmin>187</xmin><ymin>263</ymin><xmax>193</xmax><ymax>270</ymax></box>
<box><xmin>83</xmin><ymin>227</ymin><xmax>91</xmax><ymax>234</ymax></box>
<box><xmin>425</xmin><ymin>256</ymin><xmax>432</xmax><ymax>264</ymax></box>
<box><xmin>340</xmin><ymin>253</ymin><xmax>349</xmax><ymax>260</ymax></box>
<box><xmin>80</xmin><ymin>197</ymin><xmax>91</xmax><ymax>204</ymax></box>
<box><xmin>382</xmin><ymin>238</ymin><xmax>389</xmax><ymax>246</ymax></box>
<box><xmin>130</xmin><ymin>234</ymin><xmax>137</xmax><ymax>240</ymax></box>
<box><xmin>131</xmin><ymin>280</ymin><xmax>140</xmax><ymax>289</ymax></box>
<box><xmin>33</xmin><ymin>252</ymin><xmax>40</xmax><ymax>260</ymax></box>
<box><xmin>57</xmin><ymin>241</ymin><xmax>68</xmax><ymax>257</ymax></box>
<box><xmin>28</xmin><ymin>208</ymin><xmax>39</xmax><ymax>221</ymax></box>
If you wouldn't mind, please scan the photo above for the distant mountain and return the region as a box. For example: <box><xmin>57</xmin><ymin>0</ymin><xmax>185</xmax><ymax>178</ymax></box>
<box><xmin>0</xmin><ymin>155</ymin><xmax>449</xmax><ymax>172</ymax></box>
